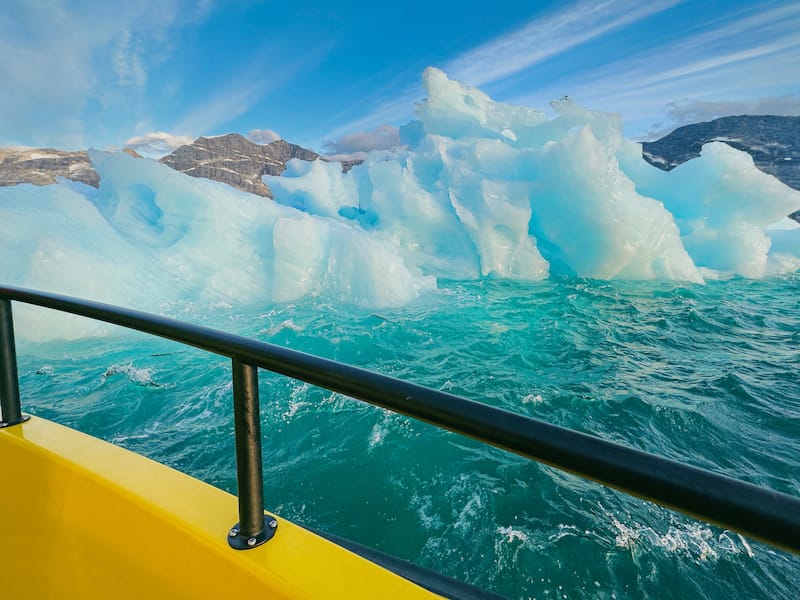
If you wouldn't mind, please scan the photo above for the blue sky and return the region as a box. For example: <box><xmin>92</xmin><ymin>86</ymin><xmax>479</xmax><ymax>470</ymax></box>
<box><xmin>1</xmin><ymin>0</ymin><xmax>798</xmax><ymax>156</ymax></box>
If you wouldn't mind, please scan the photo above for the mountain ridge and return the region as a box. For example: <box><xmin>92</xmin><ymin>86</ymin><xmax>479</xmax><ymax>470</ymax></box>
<box><xmin>0</xmin><ymin>148</ymin><xmax>99</xmax><ymax>188</ymax></box>
<box><xmin>0</xmin><ymin>133</ymin><xmax>359</xmax><ymax>198</ymax></box>
<box><xmin>641</xmin><ymin>115</ymin><xmax>800</xmax><ymax>221</ymax></box>
<box><xmin>159</xmin><ymin>133</ymin><xmax>322</xmax><ymax>198</ymax></box>
<box><xmin>2</xmin><ymin>117</ymin><xmax>798</xmax><ymax>222</ymax></box>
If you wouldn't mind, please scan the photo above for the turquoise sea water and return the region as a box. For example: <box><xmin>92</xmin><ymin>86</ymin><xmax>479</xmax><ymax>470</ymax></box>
<box><xmin>17</xmin><ymin>275</ymin><xmax>800</xmax><ymax>599</ymax></box>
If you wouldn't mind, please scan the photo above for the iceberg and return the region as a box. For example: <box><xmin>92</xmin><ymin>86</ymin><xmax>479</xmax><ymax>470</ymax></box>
<box><xmin>2</xmin><ymin>68</ymin><xmax>799</xmax><ymax>340</ymax></box>
<box><xmin>0</xmin><ymin>152</ymin><xmax>435</xmax><ymax>340</ymax></box>
<box><xmin>269</xmin><ymin>68</ymin><xmax>800</xmax><ymax>283</ymax></box>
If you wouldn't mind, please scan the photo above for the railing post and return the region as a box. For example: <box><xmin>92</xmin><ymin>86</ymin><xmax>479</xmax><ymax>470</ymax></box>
<box><xmin>0</xmin><ymin>299</ymin><xmax>28</xmax><ymax>428</ymax></box>
<box><xmin>227</xmin><ymin>357</ymin><xmax>277</xmax><ymax>549</ymax></box>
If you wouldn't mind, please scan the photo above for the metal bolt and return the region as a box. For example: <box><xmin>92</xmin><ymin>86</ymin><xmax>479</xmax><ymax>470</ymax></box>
<box><xmin>229</xmin><ymin>528</ymin><xmax>239</xmax><ymax>537</ymax></box>
<box><xmin>247</xmin><ymin>537</ymin><xmax>257</xmax><ymax>547</ymax></box>
<box><xmin>269</xmin><ymin>519</ymin><xmax>278</xmax><ymax>529</ymax></box>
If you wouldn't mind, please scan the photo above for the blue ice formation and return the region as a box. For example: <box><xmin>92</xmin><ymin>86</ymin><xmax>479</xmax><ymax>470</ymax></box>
<box><xmin>1</xmin><ymin>68</ymin><xmax>799</xmax><ymax>340</ymax></box>
<box><xmin>268</xmin><ymin>68</ymin><xmax>800</xmax><ymax>282</ymax></box>
<box><xmin>0</xmin><ymin>150</ymin><xmax>435</xmax><ymax>340</ymax></box>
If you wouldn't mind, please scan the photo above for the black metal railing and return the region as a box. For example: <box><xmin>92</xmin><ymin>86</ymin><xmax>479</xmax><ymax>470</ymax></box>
<box><xmin>1</xmin><ymin>284</ymin><xmax>799</xmax><ymax>557</ymax></box>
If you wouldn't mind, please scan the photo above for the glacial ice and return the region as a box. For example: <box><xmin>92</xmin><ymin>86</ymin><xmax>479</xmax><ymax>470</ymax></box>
<box><xmin>1</xmin><ymin>67</ymin><xmax>799</xmax><ymax>340</ymax></box>
<box><xmin>0</xmin><ymin>153</ymin><xmax>435</xmax><ymax>340</ymax></box>
<box><xmin>269</xmin><ymin>68</ymin><xmax>799</xmax><ymax>282</ymax></box>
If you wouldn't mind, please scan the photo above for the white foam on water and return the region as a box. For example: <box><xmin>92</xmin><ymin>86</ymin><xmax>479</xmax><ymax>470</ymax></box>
<box><xmin>497</xmin><ymin>525</ymin><xmax>530</xmax><ymax>544</ymax></box>
<box><xmin>367</xmin><ymin>422</ymin><xmax>388</xmax><ymax>449</ymax></box>
<box><xmin>610</xmin><ymin>516</ymin><xmax>755</xmax><ymax>562</ymax></box>
<box><xmin>100</xmin><ymin>363</ymin><xmax>158</xmax><ymax>387</ymax></box>
<box><xmin>522</xmin><ymin>393</ymin><xmax>544</xmax><ymax>404</ymax></box>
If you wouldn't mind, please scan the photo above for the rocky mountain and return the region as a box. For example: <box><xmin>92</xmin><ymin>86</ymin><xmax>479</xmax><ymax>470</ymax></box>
<box><xmin>0</xmin><ymin>148</ymin><xmax>99</xmax><ymax>187</ymax></box>
<box><xmin>159</xmin><ymin>134</ymin><xmax>322</xmax><ymax>197</ymax></box>
<box><xmin>0</xmin><ymin>134</ymin><xmax>358</xmax><ymax>197</ymax></box>
<box><xmin>642</xmin><ymin>115</ymin><xmax>800</xmax><ymax>221</ymax></box>
<box><xmin>4</xmin><ymin>118</ymin><xmax>797</xmax><ymax>221</ymax></box>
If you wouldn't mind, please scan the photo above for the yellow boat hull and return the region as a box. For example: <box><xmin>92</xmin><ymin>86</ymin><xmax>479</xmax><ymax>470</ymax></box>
<box><xmin>0</xmin><ymin>416</ymin><xmax>440</xmax><ymax>599</ymax></box>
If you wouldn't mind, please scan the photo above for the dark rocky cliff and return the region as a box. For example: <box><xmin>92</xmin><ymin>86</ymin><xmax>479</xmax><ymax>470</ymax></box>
<box><xmin>159</xmin><ymin>134</ymin><xmax>321</xmax><ymax>198</ymax></box>
<box><xmin>0</xmin><ymin>148</ymin><xmax>99</xmax><ymax>188</ymax></box>
<box><xmin>642</xmin><ymin>115</ymin><xmax>800</xmax><ymax>221</ymax></box>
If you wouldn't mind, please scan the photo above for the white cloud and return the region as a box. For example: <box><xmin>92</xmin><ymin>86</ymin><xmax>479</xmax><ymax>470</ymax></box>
<box><xmin>443</xmin><ymin>0</ymin><xmax>684</xmax><ymax>87</ymax></box>
<box><xmin>505</xmin><ymin>2</ymin><xmax>800</xmax><ymax>138</ymax></box>
<box><xmin>640</xmin><ymin>95</ymin><xmax>800</xmax><ymax>140</ymax></box>
<box><xmin>323</xmin><ymin>125</ymin><xmax>401</xmax><ymax>156</ymax></box>
<box><xmin>174</xmin><ymin>39</ymin><xmax>335</xmax><ymax>137</ymax></box>
<box><xmin>248</xmin><ymin>129</ymin><xmax>282</xmax><ymax>144</ymax></box>
<box><xmin>112</xmin><ymin>29</ymin><xmax>147</xmax><ymax>89</ymax></box>
<box><xmin>124</xmin><ymin>132</ymin><xmax>193</xmax><ymax>157</ymax></box>
<box><xmin>173</xmin><ymin>80</ymin><xmax>268</xmax><ymax>138</ymax></box>
<box><xmin>317</xmin><ymin>0</ymin><xmax>681</xmax><ymax>147</ymax></box>
<box><xmin>614</xmin><ymin>40</ymin><xmax>800</xmax><ymax>94</ymax></box>
<box><xmin>317</xmin><ymin>91</ymin><xmax>420</xmax><ymax>152</ymax></box>
<box><xmin>323</xmin><ymin>151</ymin><xmax>368</xmax><ymax>162</ymax></box>
<box><xmin>0</xmin><ymin>1</ymin><xmax>211</xmax><ymax>148</ymax></box>
<box><xmin>665</xmin><ymin>96</ymin><xmax>800</xmax><ymax>125</ymax></box>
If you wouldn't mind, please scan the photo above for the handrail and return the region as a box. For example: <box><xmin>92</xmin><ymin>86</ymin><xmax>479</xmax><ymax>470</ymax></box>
<box><xmin>1</xmin><ymin>284</ymin><xmax>799</xmax><ymax>556</ymax></box>
<box><xmin>0</xmin><ymin>299</ymin><xmax>26</xmax><ymax>427</ymax></box>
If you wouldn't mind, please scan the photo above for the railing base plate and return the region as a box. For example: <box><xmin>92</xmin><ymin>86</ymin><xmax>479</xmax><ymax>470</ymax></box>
<box><xmin>228</xmin><ymin>514</ymin><xmax>278</xmax><ymax>549</ymax></box>
<box><xmin>0</xmin><ymin>414</ymin><xmax>30</xmax><ymax>428</ymax></box>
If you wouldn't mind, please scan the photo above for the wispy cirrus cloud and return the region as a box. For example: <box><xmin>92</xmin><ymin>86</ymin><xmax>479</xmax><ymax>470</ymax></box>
<box><xmin>505</xmin><ymin>2</ymin><xmax>800</xmax><ymax>137</ymax></box>
<box><xmin>321</xmin><ymin>1</ymin><xmax>799</xmax><ymax>147</ymax></box>
<box><xmin>0</xmin><ymin>1</ymin><xmax>212</xmax><ymax>149</ymax></box>
<box><xmin>173</xmin><ymin>40</ymin><xmax>335</xmax><ymax>138</ymax></box>
<box><xmin>665</xmin><ymin>96</ymin><xmax>800</xmax><ymax>124</ymax></box>
<box><xmin>442</xmin><ymin>0</ymin><xmax>685</xmax><ymax>87</ymax></box>
<box><xmin>319</xmin><ymin>0</ymin><xmax>683</xmax><ymax>146</ymax></box>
